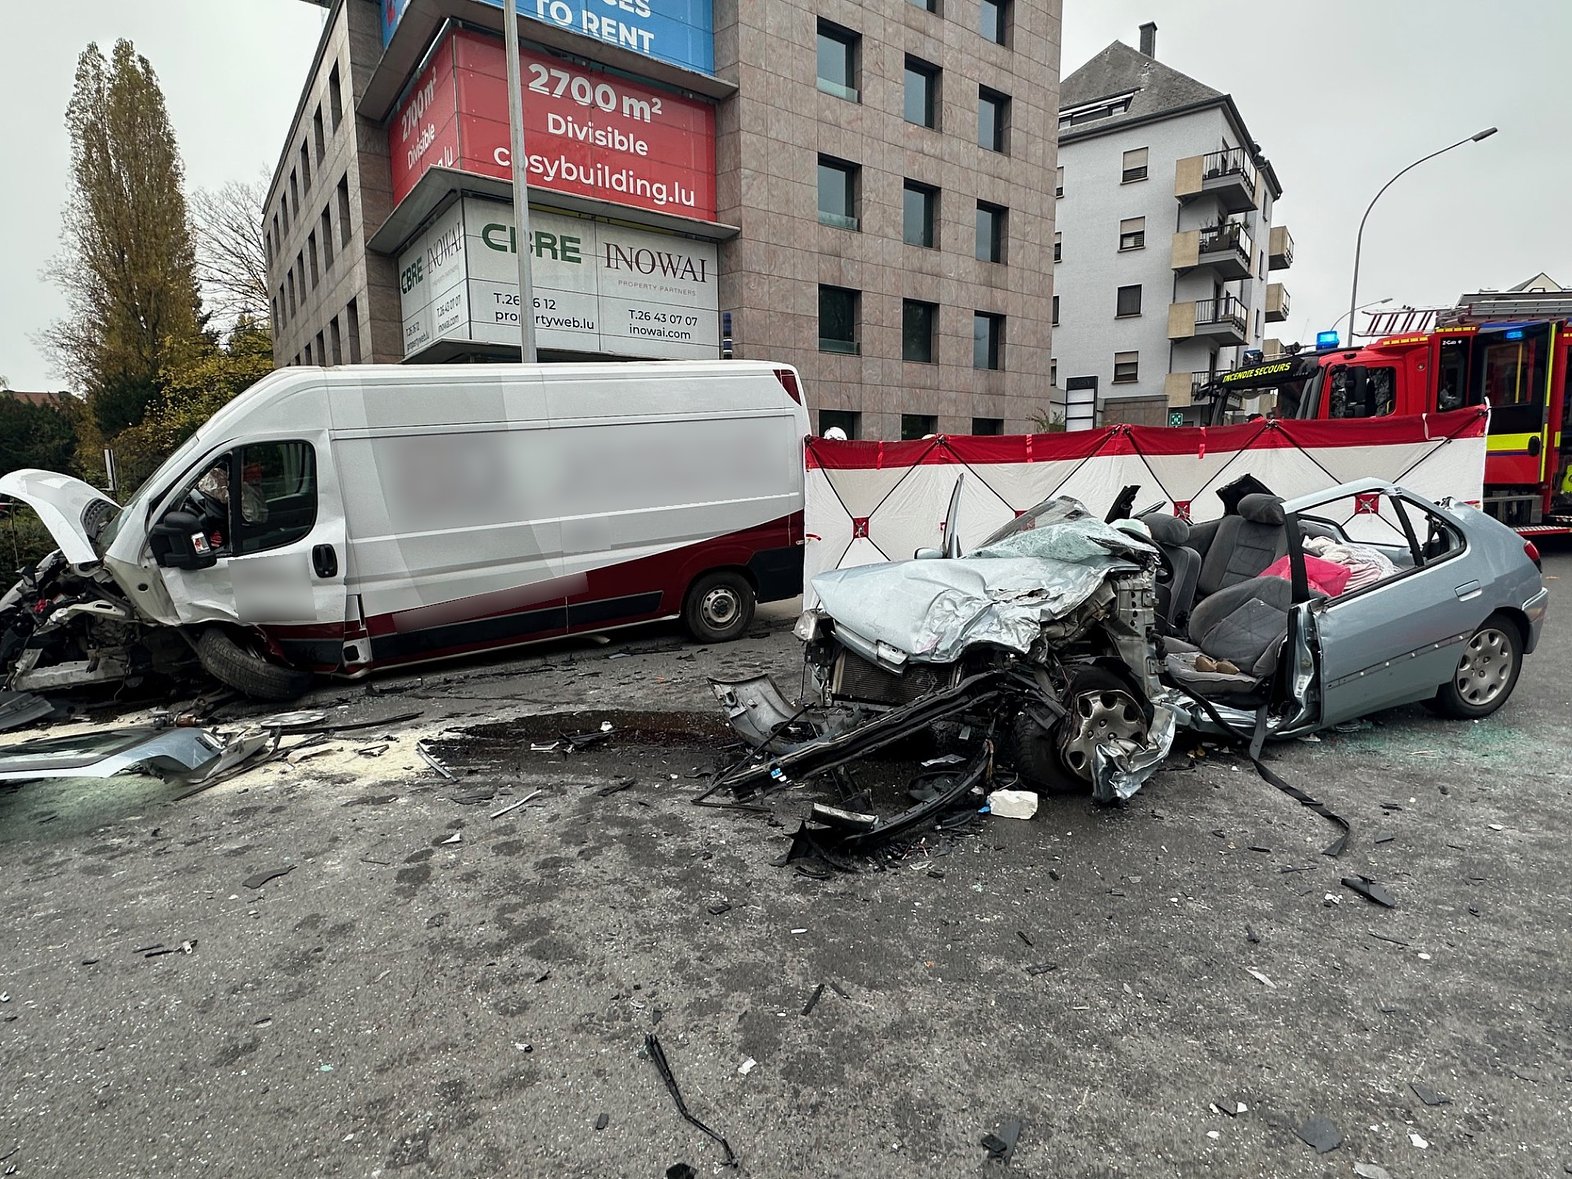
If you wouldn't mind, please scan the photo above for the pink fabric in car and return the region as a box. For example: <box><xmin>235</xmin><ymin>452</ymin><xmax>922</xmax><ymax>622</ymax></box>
<box><xmin>1261</xmin><ymin>553</ymin><xmax>1353</xmax><ymax>597</ymax></box>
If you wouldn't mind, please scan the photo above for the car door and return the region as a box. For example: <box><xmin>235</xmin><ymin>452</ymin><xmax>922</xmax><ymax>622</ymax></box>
<box><xmin>1310</xmin><ymin>493</ymin><xmax>1476</xmax><ymax>725</ymax></box>
<box><xmin>159</xmin><ymin>436</ymin><xmax>349</xmax><ymax>646</ymax></box>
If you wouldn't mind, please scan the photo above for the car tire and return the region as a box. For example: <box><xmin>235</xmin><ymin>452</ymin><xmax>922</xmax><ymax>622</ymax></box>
<box><xmin>682</xmin><ymin>572</ymin><xmax>755</xmax><ymax>643</ymax></box>
<box><xmin>1430</xmin><ymin>612</ymin><xmax>1522</xmax><ymax>720</ymax></box>
<box><xmin>194</xmin><ymin>626</ymin><xmax>314</xmax><ymax>702</ymax></box>
<box><xmin>1007</xmin><ymin>712</ymin><xmax>1081</xmax><ymax>794</ymax></box>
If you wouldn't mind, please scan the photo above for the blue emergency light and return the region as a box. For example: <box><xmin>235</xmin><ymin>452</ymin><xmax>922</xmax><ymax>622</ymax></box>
<box><xmin>1504</xmin><ymin>328</ymin><xmax>1525</xmax><ymax>340</ymax></box>
<box><xmin>1316</xmin><ymin>330</ymin><xmax>1340</xmax><ymax>350</ymax></box>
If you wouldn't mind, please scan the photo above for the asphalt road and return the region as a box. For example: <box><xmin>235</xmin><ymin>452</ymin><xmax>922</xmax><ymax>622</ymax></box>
<box><xmin>2</xmin><ymin>556</ymin><xmax>1570</xmax><ymax>1178</ymax></box>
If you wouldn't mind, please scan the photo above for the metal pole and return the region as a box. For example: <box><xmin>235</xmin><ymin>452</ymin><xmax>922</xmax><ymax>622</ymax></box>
<box><xmin>1347</xmin><ymin>127</ymin><xmax>1496</xmax><ymax>347</ymax></box>
<box><xmin>503</xmin><ymin>0</ymin><xmax>537</xmax><ymax>361</ymax></box>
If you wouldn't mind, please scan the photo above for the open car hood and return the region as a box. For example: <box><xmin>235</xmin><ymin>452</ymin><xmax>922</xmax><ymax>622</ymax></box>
<box><xmin>0</xmin><ymin>468</ymin><xmax>118</xmax><ymax>566</ymax></box>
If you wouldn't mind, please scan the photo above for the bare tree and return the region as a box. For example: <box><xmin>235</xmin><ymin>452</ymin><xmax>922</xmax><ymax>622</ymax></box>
<box><xmin>190</xmin><ymin>176</ymin><xmax>270</xmax><ymax>332</ymax></box>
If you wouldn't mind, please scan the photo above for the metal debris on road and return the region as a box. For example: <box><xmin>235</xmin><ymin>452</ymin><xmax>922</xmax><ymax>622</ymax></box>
<box><xmin>1354</xmin><ymin>1163</ymin><xmax>1392</xmax><ymax>1179</ymax></box>
<box><xmin>1294</xmin><ymin>1115</ymin><xmax>1342</xmax><ymax>1154</ymax></box>
<box><xmin>0</xmin><ymin>690</ymin><xmax>52</xmax><ymax>731</ymax></box>
<box><xmin>1410</xmin><ymin>1082</ymin><xmax>1451</xmax><ymax>1106</ymax></box>
<box><xmin>439</xmin><ymin>832</ymin><xmax>462</xmax><ymax>845</ymax></box>
<box><xmin>595</xmin><ymin>777</ymin><xmax>636</xmax><ymax>798</ymax></box>
<box><xmin>1245</xmin><ymin>924</ymin><xmax>1261</xmax><ymax>944</ymax></box>
<box><xmin>737</xmin><ymin>1057</ymin><xmax>756</xmax><ymax>1076</ymax></box>
<box><xmin>415</xmin><ymin>739</ymin><xmax>455</xmax><ymax>779</ymax></box>
<box><xmin>645</xmin><ymin>1034</ymin><xmax>738</xmax><ymax>1169</ymax></box>
<box><xmin>242</xmin><ymin>866</ymin><xmax>294</xmax><ymax>890</ymax></box>
<box><xmin>489</xmin><ymin>789</ymin><xmax>541</xmax><ymax>819</ymax></box>
<box><xmin>1245</xmin><ymin>968</ymin><xmax>1276</xmax><ymax>989</ymax></box>
<box><xmin>1409</xmin><ymin>1131</ymin><xmax>1429</xmax><ymax>1149</ymax></box>
<box><xmin>802</xmin><ymin>983</ymin><xmax>826</xmax><ymax>1016</ymax></box>
<box><xmin>594</xmin><ymin>1113</ymin><xmax>609</xmax><ymax>1131</ymax></box>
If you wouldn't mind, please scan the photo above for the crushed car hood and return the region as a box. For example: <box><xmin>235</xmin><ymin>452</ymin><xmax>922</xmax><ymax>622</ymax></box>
<box><xmin>811</xmin><ymin>506</ymin><xmax>1156</xmax><ymax>663</ymax></box>
<box><xmin>0</xmin><ymin>468</ymin><xmax>118</xmax><ymax>566</ymax></box>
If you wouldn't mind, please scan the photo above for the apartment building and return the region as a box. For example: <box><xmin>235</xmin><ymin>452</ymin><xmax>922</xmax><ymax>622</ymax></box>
<box><xmin>1050</xmin><ymin>23</ymin><xmax>1290</xmax><ymax>427</ymax></box>
<box><xmin>264</xmin><ymin>0</ymin><xmax>1063</xmax><ymax>439</ymax></box>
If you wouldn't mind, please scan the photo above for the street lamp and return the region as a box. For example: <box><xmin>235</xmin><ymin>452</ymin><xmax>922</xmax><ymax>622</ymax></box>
<box><xmin>1331</xmin><ymin>296</ymin><xmax>1393</xmax><ymax>344</ymax></box>
<box><xmin>503</xmin><ymin>0</ymin><xmax>538</xmax><ymax>361</ymax></box>
<box><xmin>1347</xmin><ymin>127</ymin><xmax>1497</xmax><ymax>349</ymax></box>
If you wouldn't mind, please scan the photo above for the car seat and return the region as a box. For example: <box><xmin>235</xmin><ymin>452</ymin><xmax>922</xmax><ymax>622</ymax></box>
<box><xmin>1193</xmin><ymin>493</ymin><xmax>1291</xmax><ymax>598</ymax></box>
<box><xmin>1140</xmin><ymin>511</ymin><xmax>1201</xmax><ymax>635</ymax></box>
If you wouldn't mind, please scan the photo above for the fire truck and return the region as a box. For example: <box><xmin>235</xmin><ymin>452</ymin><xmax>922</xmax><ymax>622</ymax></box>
<box><xmin>1204</xmin><ymin>319</ymin><xmax>1572</xmax><ymax>532</ymax></box>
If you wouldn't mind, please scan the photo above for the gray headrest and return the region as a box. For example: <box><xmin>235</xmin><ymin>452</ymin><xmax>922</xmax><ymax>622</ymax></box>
<box><xmin>1140</xmin><ymin>512</ymin><xmax>1191</xmax><ymax>546</ymax></box>
<box><xmin>1237</xmin><ymin>494</ymin><xmax>1286</xmax><ymax>526</ymax></box>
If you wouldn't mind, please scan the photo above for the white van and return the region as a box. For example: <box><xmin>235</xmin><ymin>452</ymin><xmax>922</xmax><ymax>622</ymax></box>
<box><xmin>1</xmin><ymin>361</ymin><xmax>810</xmax><ymax>699</ymax></box>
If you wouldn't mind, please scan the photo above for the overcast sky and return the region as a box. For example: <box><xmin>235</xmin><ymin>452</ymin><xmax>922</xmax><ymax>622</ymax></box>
<box><xmin>0</xmin><ymin>0</ymin><xmax>1566</xmax><ymax>389</ymax></box>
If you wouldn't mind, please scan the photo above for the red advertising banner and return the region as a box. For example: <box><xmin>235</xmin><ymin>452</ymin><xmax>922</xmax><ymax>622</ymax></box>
<box><xmin>389</xmin><ymin>28</ymin><xmax>717</xmax><ymax>222</ymax></box>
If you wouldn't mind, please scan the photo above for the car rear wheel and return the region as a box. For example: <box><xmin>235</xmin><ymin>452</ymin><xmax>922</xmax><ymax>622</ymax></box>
<box><xmin>1430</xmin><ymin>612</ymin><xmax>1522</xmax><ymax>720</ymax></box>
<box><xmin>682</xmin><ymin>572</ymin><xmax>755</xmax><ymax>643</ymax></box>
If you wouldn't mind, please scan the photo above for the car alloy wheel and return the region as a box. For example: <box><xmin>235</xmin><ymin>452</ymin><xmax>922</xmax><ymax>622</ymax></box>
<box><xmin>1455</xmin><ymin>626</ymin><xmax>1513</xmax><ymax>706</ymax></box>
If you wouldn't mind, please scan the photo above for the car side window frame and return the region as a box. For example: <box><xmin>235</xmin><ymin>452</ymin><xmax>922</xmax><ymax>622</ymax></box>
<box><xmin>231</xmin><ymin>439</ymin><xmax>320</xmax><ymax>556</ymax></box>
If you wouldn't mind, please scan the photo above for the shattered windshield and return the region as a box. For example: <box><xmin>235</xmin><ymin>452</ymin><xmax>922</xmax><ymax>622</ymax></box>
<box><xmin>976</xmin><ymin>496</ymin><xmax>1095</xmax><ymax>548</ymax></box>
<box><xmin>973</xmin><ymin>497</ymin><xmax>1156</xmax><ymax>564</ymax></box>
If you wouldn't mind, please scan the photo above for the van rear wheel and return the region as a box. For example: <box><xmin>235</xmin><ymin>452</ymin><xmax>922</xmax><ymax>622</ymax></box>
<box><xmin>194</xmin><ymin>627</ymin><xmax>313</xmax><ymax>702</ymax></box>
<box><xmin>683</xmin><ymin>572</ymin><xmax>755</xmax><ymax>643</ymax></box>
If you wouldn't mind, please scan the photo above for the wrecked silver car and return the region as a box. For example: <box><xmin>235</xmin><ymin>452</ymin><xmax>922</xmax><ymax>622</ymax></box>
<box><xmin>712</xmin><ymin>477</ymin><xmax>1547</xmax><ymax>810</ymax></box>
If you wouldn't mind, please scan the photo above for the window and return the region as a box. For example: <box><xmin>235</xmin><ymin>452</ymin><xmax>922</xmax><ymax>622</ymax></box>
<box><xmin>1121</xmin><ymin>147</ymin><xmax>1149</xmax><ymax>183</ymax></box>
<box><xmin>296</xmin><ymin>251</ymin><xmax>305</xmax><ymax>300</ymax></box>
<box><xmin>978</xmin><ymin>87</ymin><xmax>1010</xmax><ymax>153</ymax></box>
<box><xmin>307</xmin><ymin>232</ymin><xmax>319</xmax><ymax>288</ymax></box>
<box><xmin>904</xmin><ymin>57</ymin><xmax>939</xmax><ymax>129</ymax></box>
<box><xmin>971</xmin><ymin>417</ymin><xmax>1004</xmax><ymax>435</ymax></box>
<box><xmin>1055</xmin><ymin>165</ymin><xmax>1064</xmax><ymax>198</ymax></box>
<box><xmin>901</xmin><ymin>413</ymin><xmax>937</xmax><ymax>440</ymax></box>
<box><xmin>345</xmin><ymin>298</ymin><xmax>362</xmax><ymax>363</ymax></box>
<box><xmin>320</xmin><ymin>209</ymin><xmax>334</xmax><ymax>270</ymax></box>
<box><xmin>302</xmin><ymin>341</ymin><xmax>312</xmax><ymax>365</ymax></box>
<box><xmin>1053</xmin><ymin>232</ymin><xmax>1062</xmax><ymax>263</ymax></box>
<box><xmin>229</xmin><ymin>441</ymin><xmax>319</xmax><ymax>555</ymax></box>
<box><xmin>1328</xmin><ymin>365</ymin><xmax>1398</xmax><ymax>419</ymax></box>
<box><xmin>817</xmin><ymin>156</ymin><xmax>859</xmax><ymax>230</ymax></box>
<box><xmin>287</xmin><ymin>271</ymin><xmax>297</xmax><ymax>317</ymax></box>
<box><xmin>1116</xmin><ymin>284</ymin><xmax>1142</xmax><ymax>317</ymax></box>
<box><xmin>1052</xmin><ymin>296</ymin><xmax>1059</xmax><ymax>325</ymax></box>
<box><xmin>277</xmin><ymin>284</ymin><xmax>286</xmax><ymax>326</ymax></box>
<box><xmin>976</xmin><ymin>201</ymin><xmax>1006</xmax><ymax>263</ymax></box>
<box><xmin>299</xmin><ymin>143</ymin><xmax>311</xmax><ymax>193</ymax></box>
<box><xmin>329</xmin><ymin>63</ymin><xmax>343</xmax><ymax>130</ymax></box>
<box><xmin>819</xmin><ymin>410</ymin><xmax>861</xmax><ymax>439</ymax></box>
<box><xmin>264</xmin><ymin>228</ymin><xmax>273</xmax><ymax>266</ymax></box>
<box><xmin>903</xmin><ymin>180</ymin><xmax>937</xmax><ymax>247</ymax></box>
<box><xmin>816</xmin><ymin>21</ymin><xmax>859</xmax><ymax>101</ymax></box>
<box><xmin>902</xmin><ymin>300</ymin><xmax>938</xmax><ymax>363</ymax></box>
<box><xmin>289</xmin><ymin>170</ymin><xmax>298</xmax><ymax>213</ymax></box>
<box><xmin>272</xmin><ymin>212</ymin><xmax>280</xmax><ymax>252</ymax></box>
<box><xmin>1113</xmin><ymin>351</ymin><xmax>1139</xmax><ymax>384</ymax></box>
<box><xmin>312</xmin><ymin>106</ymin><xmax>325</xmax><ymax>165</ymax></box>
<box><xmin>336</xmin><ymin>176</ymin><xmax>351</xmax><ymax>250</ymax></box>
<box><xmin>1051</xmin><ymin>357</ymin><xmax>1058</xmax><ymax>385</ymax></box>
<box><xmin>316</xmin><ymin>331</ymin><xmax>327</xmax><ymax>365</ymax></box>
<box><xmin>329</xmin><ymin>316</ymin><xmax>343</xmax><ymax>365</ymax></box>
<box><xmin>271</xmin><ymin>294</ymin><xmax>280</xmax><ymax>326</ymax></box>
<box><xmin>818</xmin><ymin>285</ymin><xmax>859</xmax><ymax>354</ymax></box>
<box><xmin>979</xmin><ymin>0</ymin><xmax>1010</xmax><ymax>44</ymax></box>
<box><xmin>909</xmin><ymin>0</ymin><xmax>938</xmax><ymax>11</ymax></box>
<box><xmin>1119</xmin><ymin>217</ymin><xmax>1145</xmax><ymax>251</ymax></box>
<box><xmin>973</xmin><ymin>312</ymin><xmax>1004</xmax><ymax>370</ymax></box>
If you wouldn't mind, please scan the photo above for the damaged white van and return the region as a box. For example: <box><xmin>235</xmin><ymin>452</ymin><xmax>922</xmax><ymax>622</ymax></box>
<box><xmin>1</xmin><ymin>361</ymin><xmax>810</xmax><ymax>700</ymax></box>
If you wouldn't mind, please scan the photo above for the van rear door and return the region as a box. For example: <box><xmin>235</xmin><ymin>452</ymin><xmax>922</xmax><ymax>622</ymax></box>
<box><xmin>158</xmin><ymin>435</ymin><xmax>350</xmax><ymax>669</ymax></box>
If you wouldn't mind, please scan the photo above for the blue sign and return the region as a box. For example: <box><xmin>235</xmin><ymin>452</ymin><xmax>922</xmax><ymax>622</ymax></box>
<box><xmin>382</xmin><ymin>0</ymin><xmax>715</xmax><ymax>76</ymax></box>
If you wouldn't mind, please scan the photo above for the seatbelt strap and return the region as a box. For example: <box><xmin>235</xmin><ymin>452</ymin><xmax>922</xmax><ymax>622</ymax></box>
<box><xmin>1283</xmin><ymin>511</ymin><xmax>1310</xmax><ymax>604</ymax></box>
<box><xmin>1177</xmin><ymin>688</ymin><xmax>1350</xmax><ymax>857</ymax></box>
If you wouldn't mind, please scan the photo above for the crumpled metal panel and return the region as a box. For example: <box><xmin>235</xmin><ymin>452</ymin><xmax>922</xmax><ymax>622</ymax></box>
<box><xmin>1090</xmin><ymin>702</ymin><xmax>1177</xmax><ymax>803</ymax></box>
<box><xmin>809</xmin><ymin>507</ymin><xmax>1153</xmax><ymax>663</ymax></box>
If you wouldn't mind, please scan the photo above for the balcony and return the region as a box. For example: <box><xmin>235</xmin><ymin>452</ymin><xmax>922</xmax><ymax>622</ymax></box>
<box><xmin>1170</xmin><ymin>295</ymin><xmax>1248</xmax><ymax>346</ymax></box>
<box><xmin>1171</xmin><ymin>222</ymin><xmax>1253</xmax><ymax>278</ymax></box>
<box><xmin>1175</xmin><ymin>147</ymin><xmax>1258</xmax><ymax>212</ymax></box>
<box><xmin>1163</xmin><ymin>370</ymin><xmax>1212</xmax><ymax>406</ymax></box>
<box><xmin>1268</xmin><ymin>224</ymin><xmax>1294</xmax><ymax>270</ymax></box>
<box><xmin>1266</xmin><ymin>282</ymin><xmax>1290</xmax><ymax>323</ymax></box>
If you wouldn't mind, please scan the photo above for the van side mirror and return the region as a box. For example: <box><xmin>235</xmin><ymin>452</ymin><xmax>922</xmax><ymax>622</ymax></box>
<box><xmin>914</xmin><ymin>547</ymin><xmax>944</xmax><ymax>560</ymax></box>
<box><xmin>149</xmin><ymin>510</ymin><xmax>218</xmax><ymax>570</ymax></box>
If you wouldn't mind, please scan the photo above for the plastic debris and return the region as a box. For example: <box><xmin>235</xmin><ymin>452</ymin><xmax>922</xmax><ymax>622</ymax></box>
<box><xmin>1410</xmin><ymin>1082</ymin><xmax>1451</xmax><ymax>1106</ymax></box>
<box><xmin>987</xmin><ymin>789</ymin><xmax>1039</xmax><ymax>820</ymax></box>
<box><xmin>980</xmin><ymin>1119</ymin><xmax>1022</xmax><ymax>1165</ymax></box>
<box><xmin>1341</xmin><ymin>874</ymin><xmax>1397</xmax><ymax>907</ymax></box>
<box><xmin>490</xmin><ymin>789</ymin><xmax>541</xmax><ymax>819</ymax></box>
<box><xmin>737</xmin><ymin>1057</ymin><xmax>756</xmax><ymax>1076</ymax></box>
<box><xmin>440</xmin><ymin>832</ymin><xmax>462</xmax><ymax>845</ymax></box>
<box><xmin>242</xmin><ymin>865</ymin><xmax>294</xmax><ymax>890</ymax></box>
<box><xmin>1354</xmin><ymin>1164</ymin><xmax>1392</xmax><ymax>1179</ymax></box>
<box><xmin>802</xmin><ymin>984</ymin><xmax>826</xmax><ymax>1016</ymax></box>
<box><xmin>1409</xmin><ymin>1132</ymin><xmax>1429</xmax><ymax>1149</ymax></box>
<box><xmin>1295</xmin><ymin>1116</ymin><xmax>1342</xmax><ymax>1154</ymax></box>
<box><xmin>1246</xmin><ymin>968</ymin><xmax>1275</xmax><ymax>989</ymax></box>
<box><xmin>594</xmin><ymin>1113</ymin><xmax>609</xmax><ymax>1131</ymax></box>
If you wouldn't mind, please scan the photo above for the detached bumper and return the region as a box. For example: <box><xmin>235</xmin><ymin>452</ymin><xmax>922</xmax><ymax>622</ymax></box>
<box><xmin>1523</xmin><ymin>586</ymin><xmax>1549</xmax><ymax>654</ymax></box>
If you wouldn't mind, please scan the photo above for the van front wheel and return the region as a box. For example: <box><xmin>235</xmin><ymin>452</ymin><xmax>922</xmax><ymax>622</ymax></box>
<box><xmin>683</xmin><ymin>572</ymin><xmax>755</xmax><ymax>643</ymax></box>
<box><xmin>195</xmin><ymin>627</ymin><xmax>314</xmax><ymax>702</ymax></box>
